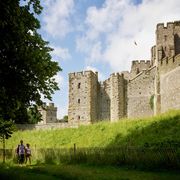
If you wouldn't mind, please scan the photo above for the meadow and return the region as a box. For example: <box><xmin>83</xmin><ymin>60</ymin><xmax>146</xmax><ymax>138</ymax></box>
<box><xmin>0</xmin><ymin>110</ymin><xmax>180</xmax><ymax>177</ymax></box>
<box><xmin>5</xmin><ymin>110</ymin><xmax>180</xmax><ymax>149</ymax></box>
<box><xmin>0</xmin><ymin>164</ymin><xmax>180</xmax><ymax>180</ymax></box>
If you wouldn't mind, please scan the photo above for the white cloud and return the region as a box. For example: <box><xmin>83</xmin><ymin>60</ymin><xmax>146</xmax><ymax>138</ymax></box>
<box><xmin>76</xmin><ymin>0</ymin><xmax>180</xmax><ymax>72</ymax></box>
<box><xmin>51</xmin><ymin>46</ymin><xmax>71</xmax><ymax>61</ymax></box>
<box><xmin>85</xmin><ymin>66</ymin><xmax>105</xmax><ymax>81</ymax></box>
<box><xmin>54</xmin><ymin>73</ymin><xmax>64</xmax><ymax>89</ymax></box>
<box><xmin>56</xmin><ymin>105</ymin><xmax>68</xmax><ymax>119</ymax></box>
<box><xmin>43</xmin><ymin>0</ymin><xmax>75</xmax><ymax>38</ymax></box>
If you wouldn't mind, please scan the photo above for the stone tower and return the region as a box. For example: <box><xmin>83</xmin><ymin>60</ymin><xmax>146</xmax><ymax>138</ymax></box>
<box><xmin>154</xmin><ymin>21</ymin><xmax>180</xmax><ymax>114</ymax></box>
<box><xmin>38</xmin><ymin>102</ymin><xmax>57</xmax><ymax>124</ymax></box>
<box><xmin>68</xmin><ymin>71</ymin><xmax>98</xmax><ymax>125</ymax></box>
<box><xmin>68</xmin><ymin>21</ymin><xmax>180</xmax><ymax>124</ymax></box>
<box><xmin>110</xmin><ymin>73</ymin><xmax>126</xmax><ymax>121</ymax></box>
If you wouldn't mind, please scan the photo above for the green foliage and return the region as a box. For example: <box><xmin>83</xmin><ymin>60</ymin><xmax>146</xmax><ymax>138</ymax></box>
<box><xmin>27</xmin><ymin>106</ymin><xmax>42</xmax><ymax>124</ymax></box>
<box><xmin>0</xmin><ymin>118</ymin><xmax>15</xmax><ymax>140</ymax></box>
<box><xmin>4</xmin><ymin>110</ymin><xmax>180</xmax><ymax>169</ymax></box>
<box><xmin>6</xmin><ymin>110</ymin><xmax>180</xmax><ymax>149</ymax></box>
<box><xmin>0</xmin><ymin>118</ymin><xmax>16</xmax><ymax>163</ymax></box>
<box><xmin>0</xmin><ymin>0</ymin><xmax>61</xmax><ymax>123</ymax></box>
<box><xmin>63</xmin><ymin>115</ymin><xmax>68</xmax><ymax>122</ymax></box>
<box><xmin>149</xmin><ymin>94</ymin><xmax>154</xmax><ymax>110</ymax></box>
<box><xmin>0</xmin><ymin>164</ymin><xmax>180</xmax><ymax>180</ymax></box>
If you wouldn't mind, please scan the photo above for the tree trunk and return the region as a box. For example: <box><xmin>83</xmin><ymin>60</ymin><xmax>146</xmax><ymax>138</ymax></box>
<box><xmin>3</xmin><ymin>135</ymin><xmax>5</xmax><ymax>163</ymax></box>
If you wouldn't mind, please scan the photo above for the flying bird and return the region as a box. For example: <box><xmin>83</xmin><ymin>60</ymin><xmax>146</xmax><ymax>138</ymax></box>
<box><xmin>134</xmin><ymin>41</ymin><xmax>137</xmax><ymax>46</ymax></box>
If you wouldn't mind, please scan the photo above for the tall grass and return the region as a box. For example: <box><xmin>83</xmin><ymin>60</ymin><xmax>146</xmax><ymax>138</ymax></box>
<box><xmin>5</xmin><ymin>110</ymin><xmax>180</xmax><ymax>149</ymax></box>
<box><xmin>1</xmin><ymin>146</ymin><xmax>180</xmax><ymax>170</ymax></box>
<box><xmin>1</xmin><ymin>110</ymin><xmax>180</xmax><ymax>169</ymax></box>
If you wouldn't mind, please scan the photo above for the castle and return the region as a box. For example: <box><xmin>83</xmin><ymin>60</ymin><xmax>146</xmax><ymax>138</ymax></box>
<box><xmin>38</xmin><ymin>102</ymin><xmax>57</xmax><ymax>124</ymax></box>
<box><xmin>68</xmin><ymin>21</ymin><xmax>180</xmax><ymax>125</ymax></box>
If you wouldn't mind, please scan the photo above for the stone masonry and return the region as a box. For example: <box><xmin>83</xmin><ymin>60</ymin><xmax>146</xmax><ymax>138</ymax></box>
<box><xmin>68</xmin><ymin>21</ymin><xmax>180</xmax><ymax>124</ymax></box>
<box><xmin>38</xmin><ymin>102</ymin><xmax>57</xmax><ymax>124</ymax></box>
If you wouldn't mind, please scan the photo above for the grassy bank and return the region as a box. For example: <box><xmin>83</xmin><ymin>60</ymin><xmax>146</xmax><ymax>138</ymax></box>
<box><xmin>1</xmin><ymin>110</ymin><xmax>180</xmax><ymax>169</ymax></box>
<box><xmin>5</xmin><ymin>110</ymin><xmax>180</xmax><ymax>149</ymax></box>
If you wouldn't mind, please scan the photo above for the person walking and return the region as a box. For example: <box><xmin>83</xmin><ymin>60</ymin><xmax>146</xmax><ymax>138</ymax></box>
<box><xmin>25</xmin><ymin>143</ymin><xmax>31</xmax><ymax>165</ymax></box>
<box><xmin>18</xmin><ymin>140</ymin><xmax>25</xmax><ymax>165</ymax></box>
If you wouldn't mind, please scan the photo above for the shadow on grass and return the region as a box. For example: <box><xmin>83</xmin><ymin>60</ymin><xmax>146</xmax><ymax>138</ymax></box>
<box><xmin>108</xmin><ymin>112</ymin><xmax>180</xmax><ymax>148</ymax></box>
<box><xmin>1</xmin><ymin>111</ymin><xmax>180</xmax><ymax>170</ymax></box>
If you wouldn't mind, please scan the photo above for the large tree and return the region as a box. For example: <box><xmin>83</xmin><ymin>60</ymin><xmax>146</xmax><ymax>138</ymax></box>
<box><xmin>0</xmin><ymin>0</ymin><xmax>61</xmax><ymax>123</ymax></box>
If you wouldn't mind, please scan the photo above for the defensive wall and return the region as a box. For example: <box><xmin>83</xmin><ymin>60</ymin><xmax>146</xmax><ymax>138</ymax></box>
<box><xmin>17</xmin><ymin>21</ymin><xmax>180</xmax><ymax>130</ymax></box>
<box><xmin>16</xmin><ymin>122</ymin><xmax>78</xmax><ymax>131</ymax></box>
<box><xmin>127</xmin><ymin>66</ymin><xmax>156</xmax><ymax>118</ymax></box>
<box><xmin>68</xmin><ymin>21</ymin><xmax>180</xmax><ymax>124</ymax></box>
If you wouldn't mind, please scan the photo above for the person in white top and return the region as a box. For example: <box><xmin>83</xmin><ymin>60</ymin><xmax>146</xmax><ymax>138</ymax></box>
<box><xmin>25</xmin><ymin>143</ymin><xmax>31</xmax><ymax>165</ymax></box>
<box><xmin>18</xmin><ymin>140</ymin><xmax>25</xmax><ymax>164</ymax></box>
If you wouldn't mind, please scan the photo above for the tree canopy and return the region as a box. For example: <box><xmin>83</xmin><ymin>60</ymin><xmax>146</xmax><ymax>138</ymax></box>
<box><xmin>0</xmin><ymin>0</ymin><xmax>61</xmax><ymax>123</ymax></box>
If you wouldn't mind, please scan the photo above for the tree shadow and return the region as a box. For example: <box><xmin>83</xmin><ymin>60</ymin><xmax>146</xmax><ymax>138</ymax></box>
<box><xmin>107</xmin><ymin>112</ymin><xmax>180</xmax><ymax>148</ymax></box>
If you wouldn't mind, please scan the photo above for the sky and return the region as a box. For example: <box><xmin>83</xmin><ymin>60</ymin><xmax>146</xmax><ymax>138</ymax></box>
<box><xmin>37</xmin><ymin>0</ymin><xmax>180</xmax><ymax>118</ymax></box>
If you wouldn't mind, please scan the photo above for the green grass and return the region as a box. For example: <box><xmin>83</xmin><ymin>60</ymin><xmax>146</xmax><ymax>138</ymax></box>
<box><xmin>5</xmin><ymin>110</ymin><xmax>180</xmax><ymax>149</ymax></box>
<box><xmin>1</xmin><ymin>110</ymin><xmax>180</xmax><ymax>169</ymax></box>
<box><xmin>0</xmin><ymin>164</ymin><xmax>180</xmax><ymax>180</ymax></box>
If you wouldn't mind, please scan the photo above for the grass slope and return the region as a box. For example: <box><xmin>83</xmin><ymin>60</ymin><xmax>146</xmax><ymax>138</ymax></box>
<box><xmin>5</xmin><ymin>110</ymin><xmax>180</xmax><ymax>150</ymax></box>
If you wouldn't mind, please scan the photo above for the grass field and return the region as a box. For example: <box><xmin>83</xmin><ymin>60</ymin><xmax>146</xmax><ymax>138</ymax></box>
<box><xmin>5</xmin><ymin>110</ymin><xmax>180</xmax><ymax>149</ymax></box>
<box><xmin>0</xmin><ymin>164</ymin><xmax>180</xmax><ymax>180</ymax></box>
<box><xmin>1</xmin><ymin>110</ymin><xmax>180</xmax><ymax>169</ymax></box>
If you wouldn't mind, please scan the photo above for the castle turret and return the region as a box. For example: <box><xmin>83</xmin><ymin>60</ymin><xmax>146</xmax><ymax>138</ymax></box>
<box><xmin>154</xmin><ymin>21</ymin><xmax>180</xmax><ymax>115</ymax></box>
<box><xmin>110</xmin><ymin>73</ymin><xmax>126</xmax><ymax>121</ymax></box>
<box><xmin>156</xmin><ymin>21</ymin><xmax>180</xmax><ymax>64</ymax></box>
<box><xmin>38</xmin><ymin>102</ymin><xmax>57</xmax><ymax>124</ymax></box>
<box><xmin>130</xmin><ymin>60</ymin><xmax>151</xmax><ymax>78</ymax></box>
<box><xmin>68</xmin><ymin>71</ymin><xmax>98</xmax><ymax>125</ymax></box>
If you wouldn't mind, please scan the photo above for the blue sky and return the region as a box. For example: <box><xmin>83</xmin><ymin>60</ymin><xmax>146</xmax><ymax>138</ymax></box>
<box><xmin>37</xmin><ymin>0</ymin><xmax>180</xmax><ymax>118</ymax></box>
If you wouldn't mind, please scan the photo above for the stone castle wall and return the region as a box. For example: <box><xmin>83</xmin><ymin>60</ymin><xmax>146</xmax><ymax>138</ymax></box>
<box><xmin>160</xmin><ymin>55</ymin><xmax>180</xmax><ymax>112</ymax></box>
<box><xmin>97</xmin><ymin>79</ymin><xmax>111</xmax><ymax>121</ymax></box>
<box><xmin>128</xmin><ymin>66</ymin><xmax>156</xmax><ymax>118</ymax></box>
<box><xmin>38</xmin><ymin>103</ymin><xmax>57</xmax><ymax>124</ymax></box>
<box><xmin>67</xmin><ymin>21</ymin><xmax>180</xmax><ymax>124</ymax></box>
<box><xmin>110</xmin><ymin>73</ymin><xmax>126</xmax><ymax>121</ymax></box>
<box><xmin>130</xmin><ymin>60</ymin><xmax>151</xmax><ymax>78</ymax></box>
<box><xmin>68</xmin><ymin>71</ymin><xmax>98</xmax><ymax>125</ymax></box>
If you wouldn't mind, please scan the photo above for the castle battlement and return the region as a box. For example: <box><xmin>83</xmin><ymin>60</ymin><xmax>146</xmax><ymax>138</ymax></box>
<box><xmin>130</xmin><ymin>60</ymin><xmax>151</xmax><ymax>78</ymax></box>
<box><xmin>68</xmin><ymin>21</ymin><xmax>180</xmax><ymax>124</ymax></box>
<box><xmin>159</xmin><ymin>54</ymin><xmax>180</xmax><ymax>74</ymax></box>
<box><xmin>38</xmin><ymin>102</ymin><xmax>57</xmax><ymax>124</ymax></box>
<box><xmin>69</xmin><ymin>70</ymin><xmax>98</xmax><ymax>78</ymax></box>
<box><xmin>132</xmin><ymin>60</ymin><xmax>151</xmax><ymax>65</ymax></box>
<box><xmin>157</xmin><ymin>22</ymin><xmax>174</xmax><ymax>29</ymax></box>
<box><xmin>157</xmin><ymin>21</ymin><xmax>180</xmax><ymax>30</ymax></box>
<box><xmin>110</xmin><ymin>72</ymin><xmax>124</xmax><ymax>78</ymax></box>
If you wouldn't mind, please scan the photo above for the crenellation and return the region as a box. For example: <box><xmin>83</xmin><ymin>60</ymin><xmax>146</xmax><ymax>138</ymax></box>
<box><xmin>157</xmin><ymin>23</ymin><xmax>164</xmax><ymax>29</ymax></box>
<box><xmin>167</xmin><ymin>22</ymin><xmax>174</xmax><ymax>28</ymax></box>
<box><xmin>159</xmin><ymin>54</ymin><xmax>180</xmax><ymax>74</ymax></box>
<box><xmin>67</xmin><ymin>21</ymin><xmax>180</xmax><ymax>125</ymax></box>
<box><xmin>38</xmin><ymin>103</ymin><xmax>57</xmax><ymax>124</ymax></box>
<box><xmin>157</xmin><ymin>22</ymin><xmax>174</xmax><ymax>29</ymax></box>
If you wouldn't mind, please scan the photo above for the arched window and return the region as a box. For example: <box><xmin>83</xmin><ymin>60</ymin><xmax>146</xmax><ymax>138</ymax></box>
<box><xmin>78</xmin><ymin>99</ymin><xmax>80</xmax><ymax>104</ymax></box>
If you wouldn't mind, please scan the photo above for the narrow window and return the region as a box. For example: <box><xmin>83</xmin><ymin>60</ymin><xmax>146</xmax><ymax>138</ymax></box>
<box><xmin>78</xmin><ymin>116</ymin><xmax>80</xmax><ymax>120</ymax></box>
<box><xmin>164</xmin><ymin>35</ymin><xmax>167</xmax><ymax>41</ymax></box>
<box><xmin>78</xmin><ymin>99</ymin><xmax>80</xmax><ymax>104</ymax></box>
<box><xmin>136</xmin><ymin>68</ymin><xmax>140</xmax><ymax>74</ymax></box>
<box><xmin>78</xmin><ymin>83</ymin><xmax>81</xmax><ymax>89</ymax></box>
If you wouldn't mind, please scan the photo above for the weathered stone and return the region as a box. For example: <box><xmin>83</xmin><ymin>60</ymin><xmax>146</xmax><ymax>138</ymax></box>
<box><xmin>68</xmin><ymin>21</ymin><xmax>180</xmax><ymax>124</ymax></box>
